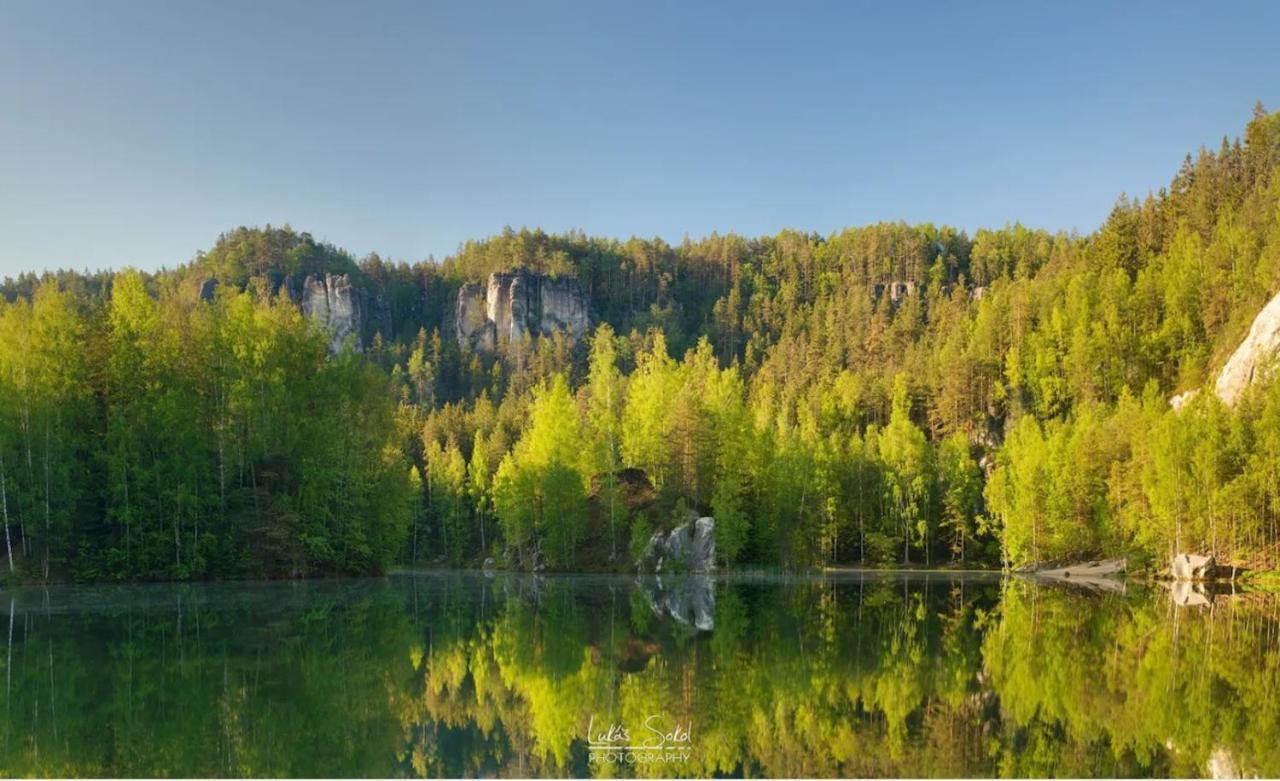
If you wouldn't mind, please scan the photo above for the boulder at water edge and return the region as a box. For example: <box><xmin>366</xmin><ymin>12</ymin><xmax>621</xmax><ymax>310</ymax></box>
<box><xmin>639</xmin><ymin>517</ymin><xmax>716</xmax><ymax>574</ymax></box>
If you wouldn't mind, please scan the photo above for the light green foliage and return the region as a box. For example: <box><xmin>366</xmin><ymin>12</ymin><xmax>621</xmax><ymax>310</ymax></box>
<box><xmin>491</xmin><ymin>375</ymin><xmax>590</xmax><ymax>567</ymax></box>
<box><xmin>620</xmin><ymin>332</ymin><xmax>678</xmax><ymax>487</ymax></box>
<box><xmin>937</xmin><ymin>432</ymin><xmax>981</xmax><ymax>561</ymax></box>
<box><xmin>7</xmin><ymin>108</ymin><xmax>1280</xmax><ymax>576</ymax></box>
<box><xmin>879</xmin><ymin>375</ymin><xmax>933</xmax><ymax>564</ymax></box>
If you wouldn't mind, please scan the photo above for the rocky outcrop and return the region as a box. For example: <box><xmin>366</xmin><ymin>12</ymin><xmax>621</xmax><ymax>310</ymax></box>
<box><xmin>455</xmin><ymin>271</ymin><xmax>590</xmax><ymax>351</ymax></box>
<box><xmin>1020</xmin><ymin>558</ymin><xmax>1127</xmax><ymax>593</ymax></box>
<box><xmin>1168</xmin><ymin>553</ymin><xmax>1243</xmax><ymax>582</ymax></box>
<box><xmin>1207</xmin><ymin>747</ymin><xmax>1247</xmax><ymax>780</ymax></box>
<box><xmin>455</xmin><ymin>282</ymin><xmax>495</xmax><ymax>352</ymax></box>
<box><xmin>638</xmin><ymin>517</ymin><xmax>716</xmax><ymax>574</ymax></box>
<box><xmin>1214</xmin><ymin>290</ymin><xmax>1280</xmax><ymax>406</ymax></box>
<box><xmin>1170</xmin><ymin>389</ymin><xmax>1199</xmax><ymax>411</ymax></box>
<box><xmin>301</xmin><ymin>273</ymin><xmax>364</xmax><ymax>353</ymax></box>
<box><xmin>871</xmin><ymin>281</ymin><xmax>918</xmax><ymax>304</ymax></box>
<box><xmin>1171</xmin><ymin>553</ymin><xmax>1217</xmax><ymax>580</ymax></box>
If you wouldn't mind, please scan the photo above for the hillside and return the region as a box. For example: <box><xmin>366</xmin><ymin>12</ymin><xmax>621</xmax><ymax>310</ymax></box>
<box><xmin>3</xmin><ymin>105</ymin><xmax>1280</xmax><ymax>580</ymax></box>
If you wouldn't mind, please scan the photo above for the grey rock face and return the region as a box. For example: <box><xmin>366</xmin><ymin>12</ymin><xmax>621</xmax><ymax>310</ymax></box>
<box><xmin>537</xmin><ymin>275</ymin><xmax>590</xmax><ymax>337</ymax></box>
<box><xmin>456</xmin><ymin>283</ymin><xmax>495</xmax><ymax>352</ymax></box>
<box><xmin>1214</xmin><ymin>290</ymin><xmax>1280</xmax><ymax>405</ymax></box>
<box><xmin>198</xmin><ymin>278</ymin><xmax>218</xmax><ymax>302</ymax></box>
<box><xmin>1168</xmin><ymin>553</ymin><xmax>1243</xmax><ymax>581</ymax></box>
<box><xmin>455</xmin><ymin>270</ymin><xmax>589</xmax><ymax>351</ymax></box>
<box><xmin>301</xmin><ymin>273</ymin><xmax>364</xmax><ymax>354</ymax></box>
<box><xmin>639</xmin><ymin>517</ymin><xmax>716</xmax><ymax>574</ymax></box>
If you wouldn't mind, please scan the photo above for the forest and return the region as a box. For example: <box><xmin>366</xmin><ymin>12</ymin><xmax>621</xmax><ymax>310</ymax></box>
<box><xmin>3</xmin><ymin>105</ymin><xmax>1280</xmax><ymax>581</ymax></box>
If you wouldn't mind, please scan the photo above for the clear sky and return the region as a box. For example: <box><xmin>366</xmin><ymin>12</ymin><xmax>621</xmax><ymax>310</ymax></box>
<box><xmin>2</xmin><ymin>1</ymin><xmax>1278</xmax><ymax>276</ymax></box>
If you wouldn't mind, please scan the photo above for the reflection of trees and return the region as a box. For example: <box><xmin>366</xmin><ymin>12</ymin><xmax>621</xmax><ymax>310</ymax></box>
<box><xmin>2</xmin><ymin>576</ymin><xmax>1278</xmax><ymax>778</ymax></box>
<box><xmin>396</xmin><ymin>576</ymin><xmax>1280</xmax><ymax>779</ymax></box>
<box><xmin>394</xmin><ymin>575</ymin><xmax>1007</xmax><ymax>777</ymax></box>
<box><xmin>983</xmin><ymin>582</ymin><xmax>1280</xmax><ymax>777</ymax></box>
<box><xmin>0</xmin><ymin>581</ymin><xmax>415</xmax><ymax>777</ymax></box>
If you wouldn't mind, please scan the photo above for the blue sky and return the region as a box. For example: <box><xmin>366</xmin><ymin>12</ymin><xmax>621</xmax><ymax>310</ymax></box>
<box><xmin>2</xmin><ymin>1</ymin><xmax>1278</xmax><ymax>276</ymax></box>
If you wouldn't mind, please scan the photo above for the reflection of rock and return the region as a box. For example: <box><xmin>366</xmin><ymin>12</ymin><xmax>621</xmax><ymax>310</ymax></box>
<box><xmin>1019</xmin><ymin>558</ymin><xmax>1126</xmax><ymax>593</ymax></box>
<box><xmin>639</xmin><ymin>517</ymin><xmax>715</xmax><ymax>574</ymax></box>
<box><xmin>1215</xmin><ymin>290</ymin><xmax>1280</xmax><ymax>406</ymax></box>
<box><xmin>455</xmin><ymin>271</ymin><xmax>590</xmax><ymax>352</ymax></box>
<box><xmin>301</xmin><ymin>273</ymin><xmax>364</xmax><ymax>353</ymax></box>
<box><xmin>1167</xmin><ymin>580</ymin><xmax>1214</xmax><ymax>608</ymax></box>
<box><xmin>639</xmin><ymin>575</ymin><xmax>715</xmax><ymax>632</ymax></box>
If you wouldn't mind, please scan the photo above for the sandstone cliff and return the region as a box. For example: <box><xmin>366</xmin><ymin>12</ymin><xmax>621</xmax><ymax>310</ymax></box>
<box><xmin>456</xmin><ymin>270</ymin><xmax>589</xmax><ymax>351</ymax></box>
<box><xmin>1213</xmin><ymin>290</ymin><xmax>1280</xmax><ymax>405</ymax></box>
<box><xmin>301</xmin><ymin>273</ymin><xmax>364</xmax><ymax>353</ymax></box>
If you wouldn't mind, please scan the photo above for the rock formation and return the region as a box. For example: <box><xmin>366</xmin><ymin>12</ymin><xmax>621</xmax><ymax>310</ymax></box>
<box><xmin>1168</xmin><ymin>552</ymin><xmax>1243</xmax><ymax>581</ymax></box>
<box><xmin>455</xmin><ymin>282</ymin><xmax>495</xmax><ymax>352</ymax></box>
<box><xmin>1170</xmin><ymin>389</ymin><xmax>1199</xmax><ymax>411</ymax></box>
<box><xmin>1022</xmin><ymin>557</ymin><xmax>1127</xmax><ymax>594</ymax></box>
<box><xmin>455</xmin><ymin>270</ymin><xmax>590</xmax><ymax>351</ymax></box>
<box><xmin>871</xmin><ymin>281</ymin><xmax>918</xmax><ymax>304</ymax></box>
<box><xmin>638</xmin><ymin>517</ymin><xmax>716</xmax><ymax>574</ymax></box>
<box><xmin>1213</xmin><ymin>289</ymin><xmax>1280</xmax><ymax>405</ymax></box>
<box><xmin>301</xmin><ymin>273</ymin><xmax>364</xmax><ymax>354</ymax></box>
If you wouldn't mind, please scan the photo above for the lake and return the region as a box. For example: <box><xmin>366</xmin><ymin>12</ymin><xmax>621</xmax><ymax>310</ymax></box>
<box><xmin>1</xmin><ymin>572</ymin><xmax>1277</xmax><ymax>778</ymax></box>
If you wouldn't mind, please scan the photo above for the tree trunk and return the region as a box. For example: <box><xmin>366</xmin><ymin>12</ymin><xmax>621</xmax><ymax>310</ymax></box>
<box><xmin>43</xmin><ymin>422</ymin><xmax>51</xmax><ymax>580</ymax></box>
<box><xmin>1</xmin><ymin>453</ymin><xmax>12</xmax><ymax>574</ymax></box>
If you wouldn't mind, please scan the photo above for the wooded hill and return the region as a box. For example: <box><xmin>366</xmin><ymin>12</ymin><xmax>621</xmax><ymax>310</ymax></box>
<box><xmin>3</xmin><ymin>105</ymin><xmax>1280</xmax><ymax>580</ymax></box>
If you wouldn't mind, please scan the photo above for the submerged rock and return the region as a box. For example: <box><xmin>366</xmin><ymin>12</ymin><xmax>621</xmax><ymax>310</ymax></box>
<box><xmin>639</xmin><ymin>517</ymin><xmax>716</xmax><ymax>574</ymax></box>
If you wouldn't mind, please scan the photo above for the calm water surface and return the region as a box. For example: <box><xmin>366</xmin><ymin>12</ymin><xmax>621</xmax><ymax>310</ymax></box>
<box><xmin>1</xmin><ymin>572</ymin><xmax>1277</xmax><ymax>778</ymax></box>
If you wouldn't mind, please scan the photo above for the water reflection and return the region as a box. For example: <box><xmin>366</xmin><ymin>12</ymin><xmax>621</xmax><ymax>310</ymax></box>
<box><xmin>1</xmin><ymin>574</ymin><xmax>1277</xmax><ymax>778</ymax></box>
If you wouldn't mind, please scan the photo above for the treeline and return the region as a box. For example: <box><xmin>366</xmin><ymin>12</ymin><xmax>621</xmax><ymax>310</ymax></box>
<box><xmin>406</xmin><ymin>104</ymin><xmax>1280</xmax><ymax>572</ymax></box>
<box><xmin>4</xmin><ymin>105</ymin><xmax>1280</xmax><ymax>579</ymax></box>
<box><xmin>0</xmin><ymin>271</ymin><xmax>411</xmax><ymax>580</ymax></box>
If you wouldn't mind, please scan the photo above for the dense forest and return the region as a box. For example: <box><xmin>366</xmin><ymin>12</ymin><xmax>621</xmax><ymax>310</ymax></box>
<box><xmin>3</xmin><ymin>106</ymin><xmax>1280</xmax><ymax>581</ymax></box>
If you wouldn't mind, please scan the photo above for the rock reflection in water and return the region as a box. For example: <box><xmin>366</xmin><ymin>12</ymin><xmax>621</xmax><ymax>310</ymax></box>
<box><xmin>638</xmin><ymin>575</ymin><xmax>715</xmax><ymax>631</ymax></box>
<box><xmin>2</xmin><ymin>574</ymin><xmax>1279</xmax><ymax>778</ymax></box>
